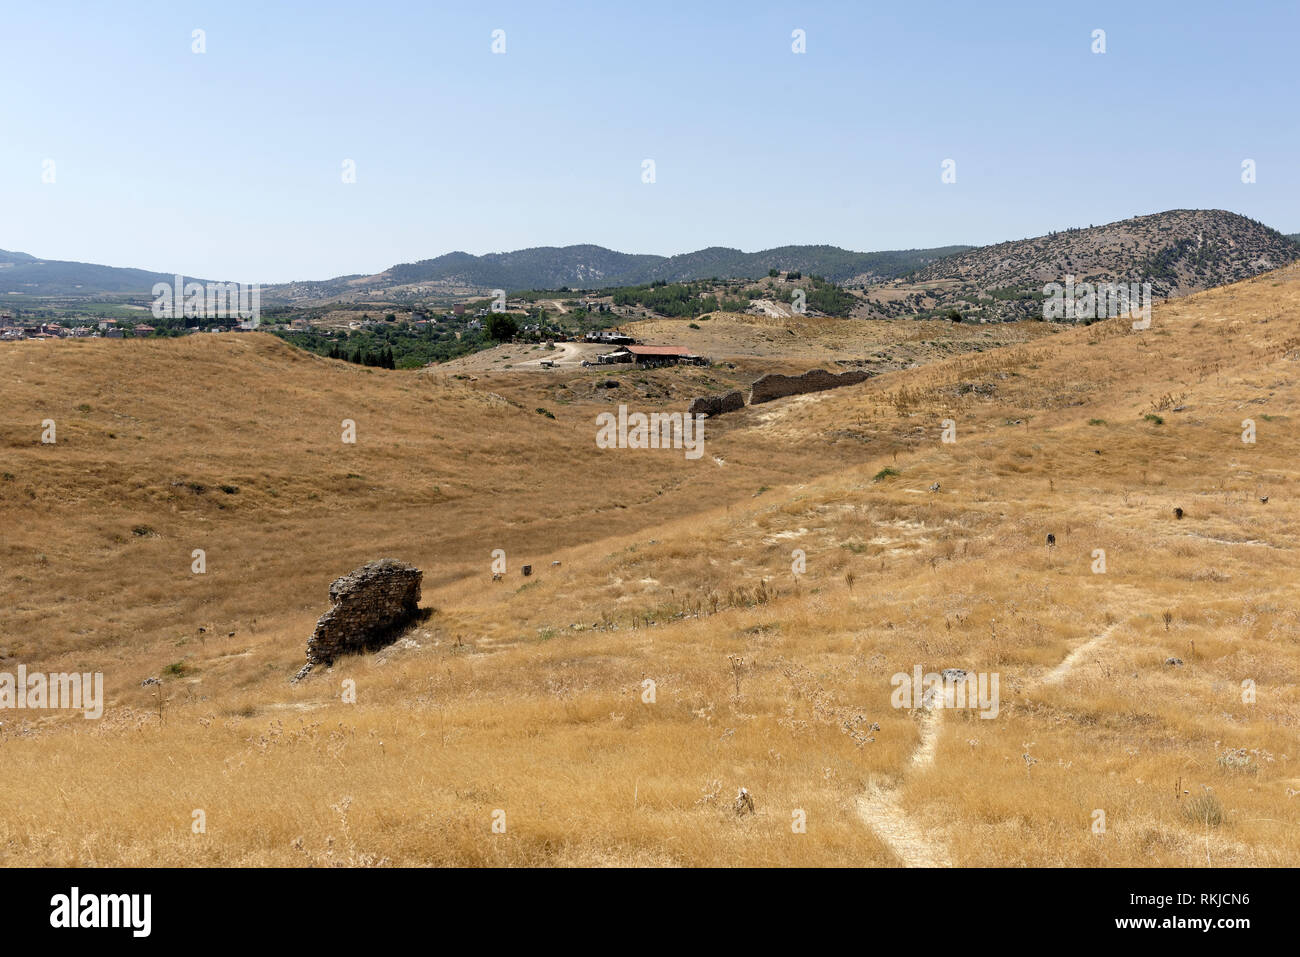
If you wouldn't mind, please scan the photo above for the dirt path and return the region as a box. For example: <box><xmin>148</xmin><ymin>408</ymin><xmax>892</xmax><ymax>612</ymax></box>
<box><xmin>855</xmin><ymin>692</ymin><xmax>950</xmax><ymax>866</ymax></box>
<box><xmin>855</xmin><ymin>784</ymin><xmax>952</xmax><ymax>867</ymax></box>
<box><xmin>909</xmin><ymin>699</ymin><xmax>944</xmax><ymax>770</ymax></box>
<box><xmin>855</xmin><ymin>624</ymin><xmax>1121</xmax><ymax>865</ymax></box>
<box><xmin>1042</xmin><ymin>624</ymin><xmax>1116</xmax><ymax>686</ymax></box>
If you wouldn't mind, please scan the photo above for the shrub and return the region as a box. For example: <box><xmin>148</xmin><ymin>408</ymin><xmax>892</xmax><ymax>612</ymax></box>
<box><xmin>1183</xmin><ymin>790</ymin><xmax>1223</xmax><ymax>827</ymax></box>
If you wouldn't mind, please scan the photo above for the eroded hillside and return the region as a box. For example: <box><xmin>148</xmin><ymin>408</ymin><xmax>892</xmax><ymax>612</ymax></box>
<box><xmin>862</xmin><ymin>209</ymin><xmax>1300</xmax><ymax>321</ymax></box>
<box><xmin>1</xmin><ymin>266</ymin><xmax>1298</xmax><ymax>865</ymax></box>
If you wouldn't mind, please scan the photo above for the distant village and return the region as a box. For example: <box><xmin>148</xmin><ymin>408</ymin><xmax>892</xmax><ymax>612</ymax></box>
<box><xmin>0</xmin><ymin>315</ymin><xmax>259</xmax><ymax>341</ymax></box>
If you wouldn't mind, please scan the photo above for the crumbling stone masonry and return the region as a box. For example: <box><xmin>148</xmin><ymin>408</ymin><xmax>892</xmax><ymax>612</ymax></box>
<box><xmin>294</xmin><ymin>559</ymin><xmax>423</xmax><ymax>680</ymax></box>
<box><xmin>748</xmin><ymin>368</ymin><xmax>872</xmax><ymax>405</ymax></box>
<box><xmin>687</xmin><ymin>390</ymin><xmax>746</xmax><ymax>417</ymax></box>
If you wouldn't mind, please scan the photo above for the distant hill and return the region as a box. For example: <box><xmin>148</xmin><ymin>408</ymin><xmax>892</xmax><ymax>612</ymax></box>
<box><xmin>865</xmin><ymin>210</ymin><xmax>1300</xmax><ymax>322</ymax></box>
<box><xmin>265</xmin><ymin>244</ymin><xmax>974</xmax><ymax>302</ymax></box>
<box><xmin>0</xmin><ymin>250</ymin><xmax>204</xmax><ymax>297</ymax></box>
<box><xmin>639</xmin><ymin>244</ymin><xmax>974</xmax><ymax>285</ymax></box>
<box><xmin>6</xmin><ymin>210</ymin><xmax>1294</xmax><ymax>307</ymax></box>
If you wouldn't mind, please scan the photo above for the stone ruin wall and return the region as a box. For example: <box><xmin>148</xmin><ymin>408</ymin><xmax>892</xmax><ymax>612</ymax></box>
<box><xmin>748</xmin><ymin>368</ymin><xmax>872</xmax><ymax>405</ymax></box>
<box><xmin>686</xmin><ymin>390</ymin><xmax>745</xmax><ymax>417</ymax></box>
<box><xmin>304</xmin><ymin>559</ymin><xmax>423</xmax><ymax>668</ymax></box>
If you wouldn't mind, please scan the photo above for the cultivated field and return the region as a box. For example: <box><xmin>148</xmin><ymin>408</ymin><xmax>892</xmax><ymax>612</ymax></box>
<box><xmin>1</xmin><ymin>267</ymin><xmax>1298</xmax><ymax>866</ymax></box>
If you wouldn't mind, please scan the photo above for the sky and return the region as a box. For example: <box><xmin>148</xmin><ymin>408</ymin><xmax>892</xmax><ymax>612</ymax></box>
<box><xmin>3</xmin><ymin>0</ymin><xmax>1298</xmax><ymax>283</ymax></box>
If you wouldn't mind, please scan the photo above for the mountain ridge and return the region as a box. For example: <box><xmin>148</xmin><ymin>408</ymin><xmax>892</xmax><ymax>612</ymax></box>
<box><xmin>4</xmin><ymin>209</ymin><xmax>1296</xmax><ymax>302</ymax></box>
<box><xmin>0</xmin><ymin>250</ymin><xmax>213</xmax><ymax>297</ymax></box>
<box><xmin>268</xmin><ymin>243</ymin><xmax>976</xmax><ymax>302</ymax></box>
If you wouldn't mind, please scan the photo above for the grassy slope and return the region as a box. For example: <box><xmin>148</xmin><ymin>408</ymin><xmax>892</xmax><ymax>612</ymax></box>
<box><xmin>1</xmin><ymin>270</ymin><xmax>1298</xmax><ymax>865</ymax></box>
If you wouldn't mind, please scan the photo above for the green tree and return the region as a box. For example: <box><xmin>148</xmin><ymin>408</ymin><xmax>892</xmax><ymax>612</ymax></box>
<box><xmin>486</xmin><ymin>313</ymin><xmax>518</xmax><ymax>341</ymax></box>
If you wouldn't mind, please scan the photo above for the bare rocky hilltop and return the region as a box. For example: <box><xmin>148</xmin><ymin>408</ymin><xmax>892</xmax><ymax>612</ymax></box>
<box><xmin>855</xmin><ymin>209</ymin><xmax>1300</xmax><ymax>321</ymax></box>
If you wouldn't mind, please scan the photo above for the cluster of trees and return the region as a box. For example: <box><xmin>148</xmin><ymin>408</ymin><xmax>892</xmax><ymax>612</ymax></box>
<box><xmin>610</xmin><ymin>280</ymin><xmax>739</xmax><ymax>318</ymax></box>
<box><xmin>604</xmin><ymin>275</ymin><xmax>858</xmax><ymax>319</ymax></box>
<box><xmin>274</xmin><ymin>323</ymin><xmax>487</xmax><ymax>369</ymax></box>
<box><xmin>776</xmin><ymin>275</ymin><xmax>856</xmax><ymax>317</ymax></box>
<box><xmin>486</xmin><ymin>313</ymin><xmax>518</xmax><ymax>341</ymax></box>
<box><xmin>327</xmin><ymin>343</ymin><xmax>396</xmax><ymax>367</ymax></box>
<box><xmin>1140</xmin><ymin>237</ymin><xmax>1219</xmax><ymax>283</ymax></box>
<box><xmin>612</xmin><ymin>281</ymin><xmax>716</xmax><ymax>317</ymax></box>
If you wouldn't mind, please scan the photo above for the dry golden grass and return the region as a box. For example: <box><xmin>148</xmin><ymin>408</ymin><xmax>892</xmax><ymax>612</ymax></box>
<box><xmin>2</xmin><ymin>266</ymin><xmax>1299</xmax><ymax>866</ymax></box>
<box><xmin>624</xmin><ymin>310</ymin><xmax>1055</xmax><ymax>366</ymax></box>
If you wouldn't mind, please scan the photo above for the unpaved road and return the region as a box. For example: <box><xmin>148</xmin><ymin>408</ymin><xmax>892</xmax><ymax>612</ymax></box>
<box><xmin>433</xmin><ymin>341</ymin><xmax>604</xmax><ymax>373</ymax></box>
<box><xmin>516</xmin><ymin>341</ymin><xmax>587</xmax><ymax>367</ymax></box>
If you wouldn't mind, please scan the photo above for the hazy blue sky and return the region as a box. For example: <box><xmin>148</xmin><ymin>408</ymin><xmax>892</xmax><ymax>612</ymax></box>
<box><xmin>3</xmin><ymin>0</ymin><xmax>1297</xmax><ymax>282</ymax></box>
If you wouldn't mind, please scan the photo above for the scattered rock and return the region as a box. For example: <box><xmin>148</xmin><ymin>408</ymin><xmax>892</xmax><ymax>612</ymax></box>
<box><xmin>734</xmin><ymin>787</ymin><xmax>755</xmax><ymax>816</ymax></box>
<box><xmin>954</xmin><ymin>381</ymin><xmax>996</xmax><ymax>398</ymax></box>
<box><xmin>140</xmin><ymin>676</ymin><xmax>160</xmax><ymax>686</ymax></box>
<box><xmin>1165</xmin><ymin>657</ymin><xmax>1184</xmax><ymax>667</ymax></box>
